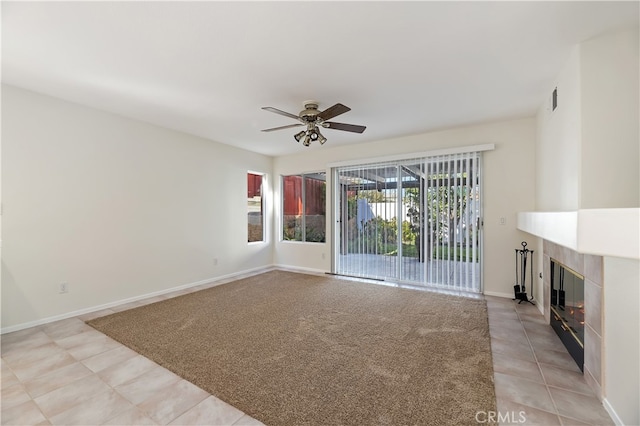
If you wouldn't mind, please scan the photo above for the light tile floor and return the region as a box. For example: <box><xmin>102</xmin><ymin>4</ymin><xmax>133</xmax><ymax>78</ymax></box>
<box><xmin>486</xmin><ymin>296</ymin><xmax>613</xmax><ymax>426</ymax></box>
<box><xmin>1</xmin><ymin>282</ymin><xmax>613</xmax><ymax>425</ymax></box>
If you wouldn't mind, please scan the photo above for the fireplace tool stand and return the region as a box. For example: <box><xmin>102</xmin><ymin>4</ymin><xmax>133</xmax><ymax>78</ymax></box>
<box><xmin>513</xmin><ymin>241</ymin><xmax>535</xmax><ymax>305</ymax></box>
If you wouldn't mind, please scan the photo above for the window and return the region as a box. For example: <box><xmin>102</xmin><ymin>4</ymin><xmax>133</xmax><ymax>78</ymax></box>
<box><xmin>247</xmin><ymin>172</ymin><xmax>264</xmax><ymax>242</ymax></box>
<box><xmin>282</xmin><ymin>172</ymin><xmax>326</xmax><ymax>242</ymax></box>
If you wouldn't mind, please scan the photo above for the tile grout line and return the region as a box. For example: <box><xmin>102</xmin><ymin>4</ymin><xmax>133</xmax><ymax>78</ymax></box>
<box><xmin>514</xmin><ymin>304</ymin><xmax>565</xmax><ymax>426</ymax></box>
<box><xmin>141</xmin><ymin>388</ymin><xmax>210</xmax><ymax>426</ymax></box>
<box><xmin>488</xmin><ymin>300</ymin><xmax>564</xmax><ymax>425</ymax></box>
<box><xmin>1</xmin><ymin>360</ymin><xmax>48</xmax><ymax>424</ymax></box>
<box><xmin>5</xmin><ymin>324</ymin><xmax>126</xmax><ymax>425</ymax></box>
<box><xmin>517</xmin><ymin>305</ymin><xmax>608</xmax><ymax>426</ymax></box>
<box><xmin>487</xmin><ymin>301</ymin><xmax>561</xmax><ymax>425</ymax></box>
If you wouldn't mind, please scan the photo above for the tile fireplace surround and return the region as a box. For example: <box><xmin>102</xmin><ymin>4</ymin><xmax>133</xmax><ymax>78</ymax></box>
<box><xmin>542</xmin><ymin>240</ymin><xmax>603</xmax><ymax>399</ymax></box>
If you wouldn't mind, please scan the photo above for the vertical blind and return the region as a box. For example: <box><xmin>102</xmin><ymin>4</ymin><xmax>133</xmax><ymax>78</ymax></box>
<box><xmin>334</xmin><ymin>151</ymin><xmax>482</xmax><ymax>292</ymax></box>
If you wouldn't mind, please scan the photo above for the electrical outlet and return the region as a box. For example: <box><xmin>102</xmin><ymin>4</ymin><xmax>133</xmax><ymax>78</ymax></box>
<box><xmin>321</xmin><ymin>253</ymin><xmax>326</xmax><ymax>260</ymax></box>
<box><xmin>213</xmin><ymin>258</ymin><xmax>218</xmax><ymax>266</ymax></box>
<box><xmin>499</xmin><ymin>217</ymin><xmax>506</xmax><ymax>225</ymax></box>
<box><xmin>59</xmin><ymin>283</ymin><xmax>68</xmax><ymax>294</ymax></box>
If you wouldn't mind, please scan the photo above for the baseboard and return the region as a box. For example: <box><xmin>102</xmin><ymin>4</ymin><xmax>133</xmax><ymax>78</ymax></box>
<box><xmin>602</xmin><ymin>398</ymin><xmax>624</xmax><ymax>426</ymax></box>
<box><xmin>484</xmin><ymin>290</ymin><xmax>543</xmax><ymax>314</ymax></box>
<box><xmin>273</xmin><ymin>264</ymin><xmax>329</xmax><ymax>276</ymax></box>
<box><xmin>0</xmin><ymin>265</ymin><xmax>275</xmax><ymax>335</ymax></box>
<box><xmin>483</xmin><ymin>291</ymin><xmax>515</xmax><ymax>299</ymax></box>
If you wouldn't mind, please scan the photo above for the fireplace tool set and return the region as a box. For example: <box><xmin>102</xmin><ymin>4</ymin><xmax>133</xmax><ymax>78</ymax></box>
<box><xmin>513</xmin><ymin>241</ymin><xmax>535</xmax><ymax>305</ymax></box>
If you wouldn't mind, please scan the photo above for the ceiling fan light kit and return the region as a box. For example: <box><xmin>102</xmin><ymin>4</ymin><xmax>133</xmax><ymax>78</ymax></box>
<box><xmin>294</xmin><ymin>130</ymin><xmax>306</xmax><ymax>143</ymax></box>
<box><xmin>261</xmin><ymin>101</ymin><xmax>365</xmax><ymax>147</ymax></box>
<box><xmin>293</xmin><ymin>125</ymin><xmax>327</xmax><ymax>147</ymax></box>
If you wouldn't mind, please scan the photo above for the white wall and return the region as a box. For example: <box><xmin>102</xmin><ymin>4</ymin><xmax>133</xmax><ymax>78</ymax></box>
<box><xmin>603</xmin><ymin>257</ymin><xmax>640</xmax><ymax>426</ymax></box>
<box><xmin>273</xmin><ymin>118</ymin><xmax>537</xmax><ymax>297</ymax></box>
<box><xmin>580</xmin><ymin>27</ymin><xmax>639</xmax><ymax>209</ymax></box>
<box><xmin>532</xmin><ymin>45</ymin><xmax>583</xmax><ymax>313</ymax></box>
<box><xmin>1</xmin><ymin>85</ymin><xmax>274</xmax><ymax>329</ymax></box>
<box><xmin>535</xmin><ymin>47</ymin><xmax>582</xmax><ymax>212</ymax></box>
<box><xmin>535</xmin><ymin>27</ymin><xmax>640</xmax><ymax>212</ymax></box>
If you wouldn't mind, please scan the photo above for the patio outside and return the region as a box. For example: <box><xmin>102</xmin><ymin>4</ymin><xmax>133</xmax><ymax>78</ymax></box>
<box><xmin>336</xmin><ymin>154</ymin><xmax>482</xmax><ymax>292</ymax></box>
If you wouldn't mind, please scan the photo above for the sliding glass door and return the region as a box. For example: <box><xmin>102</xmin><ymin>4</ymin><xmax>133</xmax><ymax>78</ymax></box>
<box><xmin>334</xmin><ymin>152</ymin><xmax>482</xmax><ymax>292</ymax></box>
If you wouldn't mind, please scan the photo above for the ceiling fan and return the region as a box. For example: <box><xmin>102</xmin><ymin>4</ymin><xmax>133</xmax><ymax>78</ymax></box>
<box><xmin>261</xmin><ymin>101</ymin><xmax>366</xmax><ymax>146</ymax></box>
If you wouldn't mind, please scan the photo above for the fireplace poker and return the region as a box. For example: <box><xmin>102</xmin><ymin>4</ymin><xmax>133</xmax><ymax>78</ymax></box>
<box><xmin>513</xmin><ymin>248</ymin><xmax>521</xmax><ymax>299</ymax></box>
<box><xmin>521</xmin><ymin>241</ymin><xmax>528</xmax><ymax>295</ymax></box>
<box><xmin>559</xmin><ymin>267</ymin><xmax>565</xmax><ymax>309</ymax></box>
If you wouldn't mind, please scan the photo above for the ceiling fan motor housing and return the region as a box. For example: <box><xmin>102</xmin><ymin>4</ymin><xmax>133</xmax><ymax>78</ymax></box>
<box><xmin>300</xmin><ymin>101</ymin><xmax>320</xmax><ymax>122</ymax></box>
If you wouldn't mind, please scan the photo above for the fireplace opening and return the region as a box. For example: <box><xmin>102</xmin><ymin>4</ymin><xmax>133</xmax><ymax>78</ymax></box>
<box><xmin>550</xmin><ymin>258</ymin><xmax>584</xmax><ymax>371</ymax></box>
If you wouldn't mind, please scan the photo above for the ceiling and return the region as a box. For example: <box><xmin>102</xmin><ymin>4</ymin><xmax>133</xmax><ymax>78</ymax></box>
<box><xmin>2</xmin><ymin>2</ymin><xmax>638</xmax><ymax>157</ymax></box>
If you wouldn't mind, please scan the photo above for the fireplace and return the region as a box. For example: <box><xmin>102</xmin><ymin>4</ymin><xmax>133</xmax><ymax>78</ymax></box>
<box><xmin>543</xmin><ymin>240</ymin><xmax>603</xmax><ymax>399</ymax></box>
<box><xmin>549</xmin><ymin>259</ymin><xmax>585</xmax><ymax>371</ymax></box>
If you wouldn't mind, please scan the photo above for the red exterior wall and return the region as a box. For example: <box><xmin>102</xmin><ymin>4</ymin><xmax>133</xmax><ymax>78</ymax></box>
<box><xmin>248</xmin><ymin>173</ymin><xmax>262</xmax><ymax>198</ymax></box>
<box><xmin>249</xmin><ymin>173</ymin><xmax>324</xmax><ymax>215</ymax></box>
<box><xmin>283</xmin><ymin>176</ymin><xmax>325</xmax><ymax>215</ymax></box>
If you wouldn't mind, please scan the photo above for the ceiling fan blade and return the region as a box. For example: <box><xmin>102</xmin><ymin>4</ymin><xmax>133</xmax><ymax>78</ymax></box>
<box><xmin>262</xmin><ymin>106</ymin><xmax>301</xmax><ymax>121</ymax></box>
<box><xmin>324</xmin><ymin>122</ymin><xmax>366</xmax><ymax>133</ymax></box>
<box><xmin>317</xmin><ymin>103</ymin><xmax>351</xmax><ymax>121</ymax></box>
<box><xmin>261</xmin><ymin>123</ymin><xmax>304</xmax><ymax>132</ymax></box>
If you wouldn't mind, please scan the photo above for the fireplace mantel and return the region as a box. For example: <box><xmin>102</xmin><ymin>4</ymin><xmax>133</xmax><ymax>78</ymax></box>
<box><xmin>517</xmin><ymin>208</ymin><xmax>639</xmax><ymax>260</ymax></box>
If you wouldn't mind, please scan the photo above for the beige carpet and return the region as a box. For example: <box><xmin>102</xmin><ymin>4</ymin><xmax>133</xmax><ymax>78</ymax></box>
<box><xmin>88</xmin><ymin>271</ymin><xmax>496</xmax><ymax>425</ymax></box>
